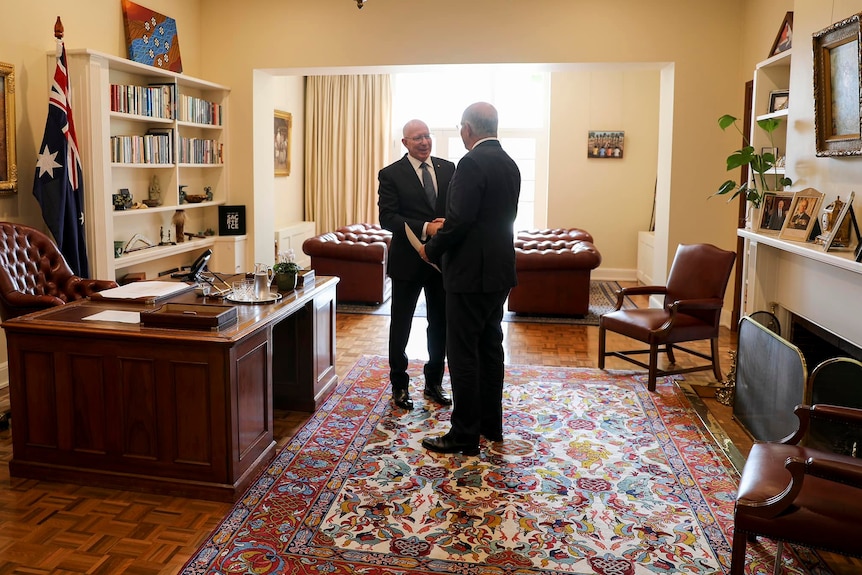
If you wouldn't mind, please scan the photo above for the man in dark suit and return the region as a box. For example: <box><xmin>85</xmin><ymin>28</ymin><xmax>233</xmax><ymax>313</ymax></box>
<box><xmin>768</xmin><ymin>198</ymin><xmax>788</xmax><ymax>230</ymax></box>
<box><xmin>419</xmin><ymin>102</ymin><xmax>521</xmax><ymax>455</ymax></box>
<box><xmin>378</xmin><ymin>119</ymin><xmax>455</xmax><ymax>411</ymax></box>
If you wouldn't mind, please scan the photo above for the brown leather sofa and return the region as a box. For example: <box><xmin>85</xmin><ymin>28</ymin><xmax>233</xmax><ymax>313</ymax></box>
<box><xmin>302</xmin><ymin>223</ymin><xmax>392</xmax><ymax>304</ymax></box>
<box><xmin>507</xmin><ymin>228</ymin><xmax>602</xmax><ymax>316</ymax></box>
<box><xmin>0</xmin><ymin>222</ymin><xmax>119</xmax><ymax>321</ymax></box>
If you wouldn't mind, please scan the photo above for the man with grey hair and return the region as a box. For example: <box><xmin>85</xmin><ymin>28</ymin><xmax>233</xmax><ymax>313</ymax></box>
<box><xmin>419</xmin><ymin>102</ymin><xmax>521</xmax><ymax>455</ymax></box>
<box><xmin>378</xmin><ymin>119</ymin><xmax>455</xmax><ymax>411</ymax></box>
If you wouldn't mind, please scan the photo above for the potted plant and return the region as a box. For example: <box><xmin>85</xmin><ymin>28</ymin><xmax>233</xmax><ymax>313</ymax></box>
<box><xmin>273</xmin><ymin>249</ymin><xmax>302</xmax><ymax>291</ymax></box>
<box><xmin>713</xmin><ymin>114</ymin><xmax>792</xmax><ymax>212</ymax></box>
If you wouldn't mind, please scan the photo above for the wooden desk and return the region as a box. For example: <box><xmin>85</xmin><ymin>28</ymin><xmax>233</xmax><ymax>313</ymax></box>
<box><xmin>2</xmin><ymin>276</ymin><xmax>338</xmax><ymax>501</ymax></box>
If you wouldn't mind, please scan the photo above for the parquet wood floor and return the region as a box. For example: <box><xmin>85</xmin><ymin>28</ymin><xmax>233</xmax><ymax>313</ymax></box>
<box><xmin>0</xmin><ymin>292</ymin><xmax>857</xmax><ymax>573</ymax></box>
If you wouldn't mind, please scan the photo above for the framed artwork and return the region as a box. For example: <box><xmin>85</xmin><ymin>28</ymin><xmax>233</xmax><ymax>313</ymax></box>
<box><xmin>587</xmin><ymin>131</ymin><xmax>624</xmax><ymax>159</ymax></box>
<box><xmin>779</xmin><ymin>188</ymin><xmax>824</xmax><ymax>242</ymax></box>
<box><xmin>770</xmin><ymin>12</ymin><xmax>793</xmax><ymax>57</ymax></box>
<box><xmin>768</xmin><ymin>90</ymin><xmax>789</xmax><ymax>114</ymax></box>
<box><xmin>218</xmin><ymin>205</ymin><xmax>246</xmax><ymax>236</ymax></box>
<box><xmin>813</xmin><ymin>13</ymin><xmax>862</xmax><ymax>156</ymax></box>
<box><xmin>121</xmin><ymin>0</ymin><xmax>183</xmax><ymax>73</ymax></box>
<box><xmin>756</xmin><ymin>191</ymin><xmax>794</xmax><ymax>233</ymax></box>
<box><xmin>0</xmin><ymin>61</ymin><xmax>16</xmax><ymax>194</ymax></box>
<box><xmin>274</xmin><ymin>110</ymin><xmax>292</xmax><ymax>176</ymax></box>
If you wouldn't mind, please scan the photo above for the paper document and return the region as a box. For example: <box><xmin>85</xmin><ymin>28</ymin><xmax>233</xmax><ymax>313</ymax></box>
<box><xmin>93</xmin><ymin>281</ymin><xmax>192</xmax><ymax>300</ymax></box>
<box><xmin>405</xmin><ymin>223</ymin><xmax>441</xmax><ymax>272</ymax></box>
<box><xmin>82</xmin><ymin>310</ymin><xmax>141</xmax><ymax>324</ymax></box>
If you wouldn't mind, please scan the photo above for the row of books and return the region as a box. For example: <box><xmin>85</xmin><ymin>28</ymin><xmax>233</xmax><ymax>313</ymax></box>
<box><xmin>109</xmin><ymin>83</ymin><xmax>223</xmax><ymax>127</ymax></box>
<box><xmin>111</xmin><ymin>132</ymin><xmax>173</xmax><ymax>164</ymax></box>
<box><xmin>177</xmin><ymin>94</ymin><xmax>223</xmax><ymax>126</ymax></box>
<box><xmin>110</xmin><ymin>83</ymin><xmax>174</xmax><ymax>119</ymax></box>
<box><xmin>178</xmin><ymin>137</ymin><xmax>224</xmax><ymax>165</ymax></box>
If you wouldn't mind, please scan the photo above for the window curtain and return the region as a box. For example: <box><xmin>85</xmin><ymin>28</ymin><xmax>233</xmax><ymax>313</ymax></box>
<box><xmin>304</xmin><ymin>75</ymin><xmax>391</xmax><ymax>233</ymax></box>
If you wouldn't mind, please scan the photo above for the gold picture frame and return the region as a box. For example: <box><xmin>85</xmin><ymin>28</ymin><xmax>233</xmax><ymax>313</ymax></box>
<box><xmin>274</xmin><ymin>110</ymin><xmax>292</xmax><ymax>177</ymax></box>
<box><xmin>813</xmin><ymin>12</ymin><xmax>862</xmax><ymax>157</ymax></box>
<box><xmin>779</xmin><ymin>189</ymin><xmax>824</xmax><ymax>242</ymax></box>
<box><xmin>0</xmin><ymin>61</ymin><xmax>17</xmax><ymax>194</ymax></box>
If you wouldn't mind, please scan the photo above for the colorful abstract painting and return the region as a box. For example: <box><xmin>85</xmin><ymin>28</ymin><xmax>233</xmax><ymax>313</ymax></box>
<box><xmin>121</xmin><ymin>0</ymin><xmax>183</xmax><ymax>73</ymax></box>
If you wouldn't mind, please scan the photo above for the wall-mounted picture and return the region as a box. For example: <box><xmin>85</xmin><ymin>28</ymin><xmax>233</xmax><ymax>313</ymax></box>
<box><xmin>121</xmin><ymin>0</ymin><xmax>183</xmax><ymax>73</ymax></box>
<box><xmin>813</xmin><ymin>13</ymin><xmax>862</xmax><ymax>156</ymax></box>
<box><xmin>770</xmin><ymin>11</ymin><xmax>793</xmax><ymax>57</ymax></box>
<box><xmin>0</xmin><ymin>61</ymin><xmax>16</xmax><ymax>194</ymax></box>
<box><xmin>587</xmin><ymin>131</ymin><xmax>624</xmax><ymax>159</ymax></box>
<box><xmin>757</xmin><ymin>191</ymin><xmax>794</xmax><ymax>233</ymax></box>
<box><xmin>274</xmin><ymin>110</ymin><xmax>292</xmax><ymax>176</ymax></box>
<box><xmin>768</xmin><ymin>90</ymin><xmax>789</xmax><ymax>114</ymax></box>
<box><xmin>779</xmin><ymin>188</ymin><xmax>824</xmax><ymax>242</ymax></box>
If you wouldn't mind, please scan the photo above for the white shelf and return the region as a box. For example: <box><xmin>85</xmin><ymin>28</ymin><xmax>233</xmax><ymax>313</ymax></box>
<box><xmin>115</xmin><ymin>237</ymin><xmax>217</xmax><ymax>267</ymax></box>
<box><xmin>756</xmin><ymin>109</ymin><xmax>789</xmax><ymax>122</ymax></box>
<box><xmin>113</xmin><ymin>200</ymin><xmax>226</xmax><ymax>217</ymax></box>
<box><xmin>738</xmin><ymin>229</ymin><xmax>861</xmax><ymax>275</ymax></box>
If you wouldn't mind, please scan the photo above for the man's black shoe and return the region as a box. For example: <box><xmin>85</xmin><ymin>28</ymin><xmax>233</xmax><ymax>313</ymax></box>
<box><xmin>392</xmin><ymin>388</ymin><xmax>414</xmax><ymax>410</ymax></box>
<box><xmin>482</xmin><ymin>431</ymin><xmax>504</xmax><ymax>442</ymax></box>
<box><xmin>423</xmin><ymin>384</ymin><xmax>452</xmax><ymax>406</ymax></box>
<box><xmin>421</xmin><ymin>433</ymin><xmax>479</xmax><ymax>456</ymax></box>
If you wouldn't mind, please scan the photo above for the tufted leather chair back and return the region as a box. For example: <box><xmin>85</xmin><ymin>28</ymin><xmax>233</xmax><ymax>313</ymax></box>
<box><xmin>0</xmin><ymin>222</ymin><xmax>118</xmax><ymax>321</ymax></box>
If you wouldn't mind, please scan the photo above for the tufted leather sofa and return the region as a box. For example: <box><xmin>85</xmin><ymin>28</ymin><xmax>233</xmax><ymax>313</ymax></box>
<box><xmin>508</xmin><ymin>228</ymin><xmax>602</xmax><ymax>316</ymax></box>
<box><xmin>0</xmin><ymin>222</ymin><xmax>119</xmax><ymax>321</ymax></box>
<box><xmin>302</xmin><ymin>223</ymin><xmax>393</xmax><ymax>304</ymax></box>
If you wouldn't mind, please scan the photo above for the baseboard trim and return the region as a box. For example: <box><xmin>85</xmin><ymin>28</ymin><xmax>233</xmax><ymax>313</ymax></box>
<box><xmin>592</xmin><ymin>268</ymin><xmax>637</xmax><ymax>282</ymax></box>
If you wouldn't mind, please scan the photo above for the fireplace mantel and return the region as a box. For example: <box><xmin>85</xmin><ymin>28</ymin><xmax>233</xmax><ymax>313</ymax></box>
<box><xmin>738</xmin><ymin>229</ymin><xmax>862</xmax><ymax>349</ymax></box>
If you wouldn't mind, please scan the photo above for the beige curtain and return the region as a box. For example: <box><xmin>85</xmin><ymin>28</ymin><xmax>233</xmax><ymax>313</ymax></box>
<box><xmin>304</xmin><ymin>75</ymin><xmax>391</xmax><ymax>233</ymax></box>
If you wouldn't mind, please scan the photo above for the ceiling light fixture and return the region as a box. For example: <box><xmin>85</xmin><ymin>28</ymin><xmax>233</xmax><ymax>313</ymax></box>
<box><xmin>356</xmin><ymin>0</ymin><xmax>366</xmax><ymax>8</ymax></box>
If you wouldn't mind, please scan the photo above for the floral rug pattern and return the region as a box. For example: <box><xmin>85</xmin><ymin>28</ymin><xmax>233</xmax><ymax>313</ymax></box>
<box><xmin>181</xmin><ymin>356</ymin><xmax>821</xmax><ymax>575</ymax></box>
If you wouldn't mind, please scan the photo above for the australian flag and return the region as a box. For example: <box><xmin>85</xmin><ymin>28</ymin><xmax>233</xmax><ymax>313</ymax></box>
<box><xmin>33</xmin><ymin>41</ymin><xmax>89</xmax><ymax>277</ymax></box>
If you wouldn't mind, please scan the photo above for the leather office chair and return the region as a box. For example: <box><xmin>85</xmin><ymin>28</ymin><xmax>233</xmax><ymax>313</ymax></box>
<box><xmin>597</xmin><ymin>243</ymin><xmax>736</xmax><ymax>391</ymax></box>
<box><xmin>0</xmin><ymin>222</ymin><xmax>118</xmax><ymax>322</ymax></box>
<box><xmin>732</xmin><ymin>403</ymin><xmax>862</xmax><ymax>574</ymax></box>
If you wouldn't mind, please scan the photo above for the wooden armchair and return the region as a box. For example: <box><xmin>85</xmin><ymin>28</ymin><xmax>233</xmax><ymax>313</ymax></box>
<box><xmin>0</xmin><ymin>222</ymin><xmax>118</xmax><ymax>321</ymax></box>
<box><xmin>597</xmin><ymin>243</ymin><xmax>736</xmax><ymax>391</ymax></box>
<box><xmin>732</xmin><ymin>403</ymin><xmax>862</xmax><ymax>573</ymax></box>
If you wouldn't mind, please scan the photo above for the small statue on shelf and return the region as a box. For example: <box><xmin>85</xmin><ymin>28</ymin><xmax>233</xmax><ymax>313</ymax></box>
<box><xmin>144</xmin><ymin>175</ymin><xmax>162</xmax><ymax>207</ymax></box>
<box><xmin>172</xmin><ymin>210</ymin><xmax>186</xmax><ymax>243</ymax></box>
<box><xmin>179</xmin><ymin>185</ymin><xmax>187</xmax><ymax>205</ymax></box>
<box><xmin>205</xmin><ymin>186</ymin><xmax>213</xmax><ymax>202</ymax></box>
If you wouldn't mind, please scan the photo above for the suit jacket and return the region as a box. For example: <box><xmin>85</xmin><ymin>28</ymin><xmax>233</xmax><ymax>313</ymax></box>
<box><xmin>424</xmin><ymin>140</ymin><xmax>521</xmax><ymax>293</ymax></box>
<box><xmin>378</xmin><ymin>154</ymin><xmax>455</xmax><ymax>281</ymax></box>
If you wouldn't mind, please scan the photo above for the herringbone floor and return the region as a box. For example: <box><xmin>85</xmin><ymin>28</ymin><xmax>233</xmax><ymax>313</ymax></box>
<box><xmin>0</xmin><ymin>293</ymin><xmax>857</xmax><ymax>574</ymax></box>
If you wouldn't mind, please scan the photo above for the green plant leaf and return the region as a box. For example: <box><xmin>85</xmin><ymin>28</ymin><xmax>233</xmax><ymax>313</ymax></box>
<box><xmin>718</xmin><ymin>115</ymin><xmax>738</xmax><ymax>130</ymax></box>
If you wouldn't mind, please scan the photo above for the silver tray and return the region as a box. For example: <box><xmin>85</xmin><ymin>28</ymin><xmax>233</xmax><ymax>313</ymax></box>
<box><xmin>226</xmin><ymin>292</ymin><xmax>283</xmax><ymax>305</ymax></box>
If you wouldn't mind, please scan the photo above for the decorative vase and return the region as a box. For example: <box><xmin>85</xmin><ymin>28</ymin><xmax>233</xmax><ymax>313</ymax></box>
<box><xmin>275</xmin><ymin>272</ymin><xmax>297</xmax><ymax>291</ymax></box>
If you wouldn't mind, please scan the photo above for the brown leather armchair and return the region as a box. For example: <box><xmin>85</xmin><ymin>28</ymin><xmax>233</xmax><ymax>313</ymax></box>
<box><xmin>732</xmin><ymin>404</ymin><xmax>862</xmax><ymax>574</ymax></box>
<box><xmin>597</xmin><ymin>243</ymin><xmax>735</xmax><ymax>391</ymax></box>
<box><xmin>0</xmin><ymin>222</ymin><xmax>118</xmax><ymax>321</ymax></box>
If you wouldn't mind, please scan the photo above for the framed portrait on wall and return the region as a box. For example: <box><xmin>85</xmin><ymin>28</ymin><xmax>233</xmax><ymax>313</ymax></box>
<box><xmin>779</xmin><ymin>188</ymin><xmax>824</xmax><ymax>242</ymax></box>
<box><xmin>813</xmin><ymin>13</ymin><xmax>862</xmax><ymax>156</ymax></box>
<box><xmin>274</xmin><ymin>110</ymin><xmax>292</xmax><ymax>176</ymax></box>
<box><xmin>0</xmin><ymin>61</ymin><xmax>16</xmax><ymax>194</ymax></box>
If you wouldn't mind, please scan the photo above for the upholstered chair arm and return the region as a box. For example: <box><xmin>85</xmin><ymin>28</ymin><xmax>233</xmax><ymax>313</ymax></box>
<box><xmin>63</xmin><ymin>277</ymin><xmax>119</xmax><ymax>300</ymax></box>
<box><xmin>803</xmin><ymin>455</ymin><xmax>862</xmax><ymax>488</ymax></box>
<box><xmin>669</xmin><ymin>297</ymin><xmax>725</xmax><ymax>312</ymax></box>
<box><xmin>613</xmin><ymin>285</ymin><xmax>666</xmax><ymax>310</ymax></box>
<box><xmin>780</xmin><ymin>403</ymin><xmax>862</xmax><ymax>445</ymax></box>
<box><xmin>1</xmin><ymin>291</ymin><xmax>66</xmax><ymax>317</ymax></box>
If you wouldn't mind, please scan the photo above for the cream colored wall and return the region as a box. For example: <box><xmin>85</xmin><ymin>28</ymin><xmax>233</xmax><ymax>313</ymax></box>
<box><xmin>273</xmin><ymin>76</ymin><xmax>306</xmax><ymax>232</ymax></box>
<box><xmin>548</xmin><ymin>68</ymin><xmax>660</xmax><ymax>277</ymax></box>
<box><xmin>199</xmin><ymin>0</ymin><xmax>748</xmax><ymax>279</ymax></box>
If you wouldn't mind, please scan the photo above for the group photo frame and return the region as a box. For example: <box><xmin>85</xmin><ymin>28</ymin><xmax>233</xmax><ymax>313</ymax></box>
<box><xmin>779</xmin><ymin>188</ymin><xmax>824</xmax><ymax>241</ymax></box>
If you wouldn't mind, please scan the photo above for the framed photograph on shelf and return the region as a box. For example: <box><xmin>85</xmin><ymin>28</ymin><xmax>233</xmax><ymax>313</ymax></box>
<box><xmin>274</xmin><ymin>110</ymin><xmax>292</xmax><ymax>176</ymax></box>
<box><xmin>768</xmin><ymin>90</ymin><xmax>789</xmax><ymax>114</ymax></box>
<box><xmin>815</xmin><ymin>191</ymin><xmax>860</xmax><ymax>252</ymax></box>
<box><xmin>0</xmin><ymin>61</ymin><xmax>16</xmax><ymax>194</ymax></box>
<box><xmin>779</xmin><ymin>188</ymin><xmax>824</xmax><ymax>242</ymax></box>
<box><xmin>757</xmin><ymin>191</ymin><xmax>795</xmax><ymax>233</ymax></box>
<box><xmin>813</xmin><ymin>13</ymin><xmax>862</xmax><ymax>156</ymax></box>
<box><xmin>770</xmin><ymin>11</ymin><xmax>793</xmax><ymax>57</ymax></box>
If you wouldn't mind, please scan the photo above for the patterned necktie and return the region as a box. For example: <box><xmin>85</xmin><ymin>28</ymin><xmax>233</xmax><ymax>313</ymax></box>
<box><xmin>420</xmin><ymin>162</ymin><xmax>436</xmax><ymax>205</ymax></box>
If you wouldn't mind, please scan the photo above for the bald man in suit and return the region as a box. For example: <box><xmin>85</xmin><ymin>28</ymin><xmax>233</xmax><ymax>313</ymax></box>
<box><xmin>419</xmin><ymin>102</ymin><xmax>521</xmax><ymax>455</ymax></box>
<box><xmin>378</xmin><ymin>119</ymin><xmax>455</xmax><ymax>411</ymax></box>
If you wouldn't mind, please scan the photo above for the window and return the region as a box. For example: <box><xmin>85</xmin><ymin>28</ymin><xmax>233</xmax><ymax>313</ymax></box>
<box><xmin>392</xmin><ymin>68</ymin><xmax>548</xmax><ymax>231</ymax></box>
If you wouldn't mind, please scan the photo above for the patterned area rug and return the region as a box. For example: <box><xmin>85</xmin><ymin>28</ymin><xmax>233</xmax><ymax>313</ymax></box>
<box><xmin>337</xmin><ymin>280</ymin><xmax>634</xmax><ymax>326</ymax></box>
<box><xmin>182</xmin><ymin>357</ymin><xmax>823</xmax><ymax>575</ymax></box>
